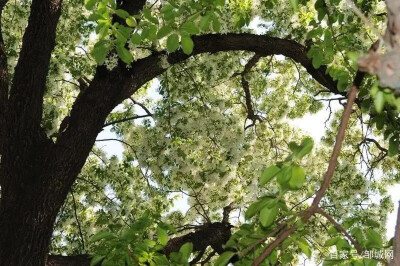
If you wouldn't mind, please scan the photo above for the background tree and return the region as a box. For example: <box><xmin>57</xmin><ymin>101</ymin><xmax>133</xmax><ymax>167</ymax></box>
<box><xmin>0</xmin><ymin>0</ymin><xmax>399</xmax><ymax>265</ymax></box>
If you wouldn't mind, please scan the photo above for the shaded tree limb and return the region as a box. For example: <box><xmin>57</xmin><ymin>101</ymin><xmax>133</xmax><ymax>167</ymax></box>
<box><xmin>46</xmin><ymin>255</ymin><xmax>91</xmax><ymax>266</ymax></box>
<box><xmin>240</xmin><ymin>54</ymin><xmax>263</xmax><ymax>124</ymax></box>
<box><xmin>222</xmin><ymin>203</ymin><xmax>234</xmax><ymax>223</ymax></box>
<box><xmin>46</xmin><ymin>221</ymin><xmax>233</xmax><ymax>265</ymax></box>
<box><xmin>363</xmin><ymin>138</ymin><xmax>388</xmax><ymax>153</ymax></box>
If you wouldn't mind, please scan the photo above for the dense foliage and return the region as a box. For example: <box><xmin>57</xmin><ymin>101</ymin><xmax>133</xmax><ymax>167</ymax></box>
<box><xmin>2</xmin><ymin>0</ymin><xmax>400</xmax><ymax>265</ymax></box>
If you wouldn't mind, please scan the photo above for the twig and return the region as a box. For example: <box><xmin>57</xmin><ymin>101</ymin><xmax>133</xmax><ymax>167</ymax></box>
<box><xmin>70</xmin><ymin>189</ymin><xmax>85</xmax><ymax>251</ymax></box>
<box><xmin>129</xmin><ymin>97</ymin><xmax>153</xmax><ymax>117</ymax></box>
<box><xmin>103</xmin><ymin>114</ymin><xmax>152</xmax><ymax>127</ymax></box>
<box><xmin>190</xmin><ymin>249</ymin><xmax>206</xmax><ymax>265</ymax></box>
<box><xmin>316</xmin><ymin>208</ymin><xmax>362</xmax><ymax>254</ymax></box>
<box><xmin>363</xmin><ymin>138</ymin><xmax>388</xmax><ymax>153</ymax></box>
<box><xmin>200</xmin><ymin>250</ymin><xmax>216</xmax><ymax>265</ymax></box>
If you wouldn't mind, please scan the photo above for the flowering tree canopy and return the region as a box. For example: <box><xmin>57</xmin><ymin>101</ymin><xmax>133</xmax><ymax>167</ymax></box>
<box><xmin>1</xmin><ymin>0</ymin><xmax>400</xmax><ymax>265</ymax></box>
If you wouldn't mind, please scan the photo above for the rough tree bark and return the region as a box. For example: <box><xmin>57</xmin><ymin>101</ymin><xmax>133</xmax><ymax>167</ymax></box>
<box><xmin>0</xmin><ymin>0</ymin><xmax>64</xmax><ymax>264</ymax></box>
<box><xmin>0</xmin><ymin>0</ymin><xmax>348</xmax><ymax>265</ymax></box>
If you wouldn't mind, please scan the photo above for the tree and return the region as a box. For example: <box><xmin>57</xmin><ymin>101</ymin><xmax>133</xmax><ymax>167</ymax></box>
<box><xmin>1</xmin><ymin>0</ymin><xmax>400</xmax><ymax>265</ymax></box>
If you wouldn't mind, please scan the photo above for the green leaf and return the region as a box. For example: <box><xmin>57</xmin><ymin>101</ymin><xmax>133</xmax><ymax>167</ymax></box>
<box><xmin>167</xmin><ymin>34</ymin><xmax>179</xmax><ymax>52</ymax></box>
<box><xmin>114</xmin><ymin>25</ymin><xmax>131</xmax><ymax>44</ymax></box>
<box><xmin>295</xmin><ymin>137</ymin><xmax>314</xmax><ymax>159</ymax></box>
<box><xmin>199</xmin><ymin>14</ymin><xmax>211</xmax><ymax>31</ymax></box>
<box><xmin>215</xmin><ymin>0</ymin><xmax>225</xmax><ymax>6</ymax></box>
<box><xmin>90</xmin><ymin>230</ymin><xmax>114</xmax><ymax>242</ymax></box>
<box><xmin>179</xmin><ymin>242</ymin><xmax>193</xmax><ymax>261</ymax></box>
<box><xmin>277</xmin><ymin>166</ymin><xmax>292</xmax><ymax>186</ymax></box>
<box><xmin>84</xmin><ymin>0</ymin><xmax>97</xmax><ymax>10</ymax></box>
<box><xmin>180</xmin><ymin>21</ymin><xmax>199</xmax><ymax>35</ymax></box>
<box><xmin>181</xmin><ymin>35</ymin><xmax>194</xmax><ymax>55</ymax></box>
<box><xmin>153</xmin><ymin>255</ymin><xmax>170</xmax><ymax>265</ymax></box>
<box><xmin>374</xmin><ymin>114</ymin><xmax>384</xmax><ymax>130</ymax></box>
<box><xmin>324</xmin><ymin>236</ymin><xmax>340</xmax><ymax>246</ymax></box>
<box><xmin>116</xmin><ymin>44</ymin><xmax>133</xmax><ymax>64</ymax></box>
<box><xmin>291</xmin><ymin>0</ymin><xmax>298</xmax><ymax>11</ymax></box>
<box><xmin>147</xmin><ymin>25</ymin><xmax>158</xmax><ymax>41</ymax></box>
<box><xmin>297</xmin><ymin>238</ymin><xmax>311</xmax><ymax>258</ymax></box>
<box><xmin>88</xmin><ymin>13</ymin><xmax>104</xmax><ymax>21</ymax></box>
<box><xmin>317</xmin><ymin>7</ymin><xmax>326</xmax><ymax>21</ymax></box>
<box><xmin>90</xmin><ymin>255</ymin><xmax>105</xmax><ymax>266</ymax></box>
<box><xmin>306</xmin><ymin>28</ymin><xmax>323</xmax><ymax>39</ymax></box>
<box><xmin>375</xmin><ymin>90</ymin><xmax>385</xmax><ymax>113</ymax></box>
<box><xmin>336</xmin><ymin>238</ymin><xmax>351</xmax><ymax>250</ymax></box>
<box><xmin>92</xmin><ymin>40</ymin><xmax>110</xmax><ymax>64</ymax></box>
<box><xmin>389</xmin><ymin>136</ymin><xmax>399</xmax><ymax>157</ymax></box>
<box><xmin>365</xmin><ymin>219</ymin><xmax>380</xmax><ymax>228</ymax></box>
<box><xmin>268</xmin><ymin>249</ymin><xmax>278</xmax><ymax>265</ymax></box>
<box><xmin>260</xmin><ymin>165</ymin><xmax>280</xmax><ymax>185</ymax></box>
<box><xmin>215</xmin><ymin>251</ymin><xmax>235</xmax><ymax>266</ymax></box>
<box><xmin>363</xmin><ymin>259</ymin><xmax>378</xmax><ymax>266</ymax></box>
<box><xmin>161</xmin><ymin>5</ymin><xmax>174</xmax><ymax>13</ymax></box>
<box><xmin>259</xmin><ymin>204</ymin><xmax>278</xmax><ymax>227</ymax></box>
<box><xmin>157</xmin><ymin>227</ymin><xmax>168</xmax><ymax>245</ymax></box>
<box><xmin>281</xmin><ymin>253</ymin><xmax>294</xmax><ymax>264</ymax></box>
<box><xmin>157</xmin><ymin>25</ymin><xmax>173</xmax><ymax>39</ymax></box>
<box><xmin>163</xmin><ymin>10</ymin><xmax>177</xmax><ymax>21</ymax></box>
<box><xmin>131</xmin><ymin>33</ymin><xmax>142</xmax><ymax>45</ymax></box>
<box><xmin>311</xmin><ymin>49</ymin><xmax>323</xmax><ymax>69</ymax></box>
<box><xmin>289</xmin><ymin>165</ymin><xmax>306</xmax><ymax>190</ymax></box>
<box><xmin>212</xmin><ymin>17</ymin><xmax>221</xmax><ymax>32</ymax></box>
<box><xmin>328</xmin><ymin>226</ymin><xmax>339</xmax><ymax>235</ymax></box>
<box><xmin>143</xmin><ymin>9</ymin><xmax>159</xmax><ymax>24</ymax></box>
<box><xmin>126</xmin><ymin>17</ymin><xmax>136</xmax><ymax>27</ymax></box>
<box><xmin>115</xmin><ymin>9</ymin><xmax>130</xmax><ymax>19</ymax></box>
<box><xmin>366</xmin><ymin>229</ymin><xmax>382</xmax><ymax>249</ymax></box>
<box><xmin>245</xmin><ymin>197</ymin><xmax>271</xmax><ymax>219</ymax></box>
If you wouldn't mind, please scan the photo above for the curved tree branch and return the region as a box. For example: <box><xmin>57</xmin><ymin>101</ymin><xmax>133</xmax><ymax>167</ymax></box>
<box><xmin>57</xmin><ymin>34</ymin><xmax>343</xmax><ymax>188</ymax></box>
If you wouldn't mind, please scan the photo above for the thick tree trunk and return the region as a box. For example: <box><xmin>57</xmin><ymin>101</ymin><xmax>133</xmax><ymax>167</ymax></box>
<box><xmin>0</xmin><ymin>191</ymin><xmax>61</xmax><ymax>265</ymax></box>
